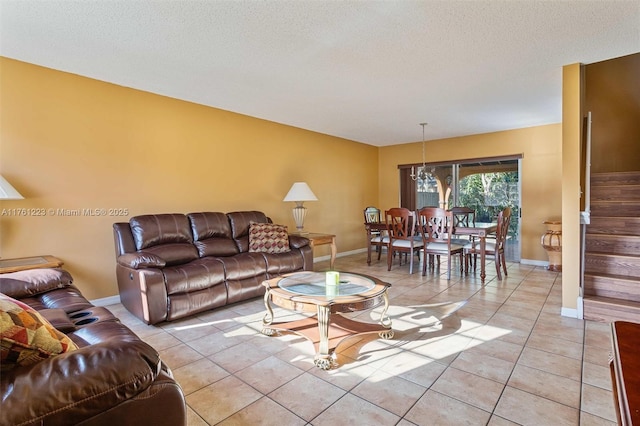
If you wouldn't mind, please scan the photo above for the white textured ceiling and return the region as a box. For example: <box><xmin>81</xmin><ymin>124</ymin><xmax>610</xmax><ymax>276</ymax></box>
<box><xmin>1</xmin><ymin>1</ymin><xmax>639</xmax><ymax>146</ymax></box>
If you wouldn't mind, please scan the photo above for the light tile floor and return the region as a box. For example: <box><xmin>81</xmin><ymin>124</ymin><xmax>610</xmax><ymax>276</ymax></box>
<box><xmin>107</xmin><ymin>253</ymin><xmax>617</xmax><ymax>425</ymax></box>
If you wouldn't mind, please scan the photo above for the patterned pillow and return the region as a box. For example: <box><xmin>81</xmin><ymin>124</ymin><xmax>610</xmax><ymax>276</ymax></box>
<box><xmin>248</xmin><ymin>222</ymin><xmax>291</xmax><ymax>253</ymax></box>
<box><xmin>0</xmin><ymin>293</ymin><xmax>78</xmax><ymax>371</ymax></box>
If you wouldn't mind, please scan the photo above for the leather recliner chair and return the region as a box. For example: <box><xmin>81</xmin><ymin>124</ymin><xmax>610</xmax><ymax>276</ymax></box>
<box><xmin>0</xmin><ymin>268</ymin><xmax>187</xmax><ymax>426</ymax></box>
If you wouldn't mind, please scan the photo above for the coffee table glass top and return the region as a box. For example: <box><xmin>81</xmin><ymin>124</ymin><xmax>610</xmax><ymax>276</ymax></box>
<box><xmin>277</xmin><ymin>272</ymin><xmax>374</xmax><ymax>297</ymax></box>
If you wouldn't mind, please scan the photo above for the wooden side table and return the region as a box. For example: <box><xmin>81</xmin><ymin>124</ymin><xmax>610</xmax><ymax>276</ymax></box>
<box><xmin>0</xmin><ymin>255</ymin><xmax>64</xmax><ymax>274</ymax></box>
<box><xmin>610</xmin><ymin>321</ymin><xmax>640</xmax><ymax>425</ymax></box>
<box><xmin>292</xmin><ymin>232</ymin><xmax>336</xmax><ymax>269</ymax></box>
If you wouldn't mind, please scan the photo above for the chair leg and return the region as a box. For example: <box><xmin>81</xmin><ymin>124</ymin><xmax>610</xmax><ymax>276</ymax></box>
<box><xmin>409</xmin><ymin>250</ymin><xmax>414</xmax><ymax>274</ymax></box>
<box><xmin>501</xmin><ymin>251</ymin><xmax>508</xmax><ymax>277</ymax></box>
<box><xmin>367</xmin><ymin>244</ymin><xmax>372</xmax><ymax>265</ymax></box>
<box><xmin>387</xmin><ymin>245</ymin><xmax>393</xmax><ymax>271</ymax></box>
<box><xmin>422</xmin><ymin>251</ymin><xmax>428</xmax><ymax>276</ymax></box>
<box><xmin>495</xmin><ymin>254</ymin><xmax>502</xmax><ymax>280</ymax></box>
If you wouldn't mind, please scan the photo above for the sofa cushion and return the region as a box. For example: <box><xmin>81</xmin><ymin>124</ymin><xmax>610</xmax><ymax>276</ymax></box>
<box><xmin>248</xmin><ymin>222</ymin><xmax>291</xmax><ymax>253</ymax></box>
<box><xmin>187</xmin><ymin>212</ymin><xmax>238</xmax><ymax>257</ymax></box>
<box><xmin>144</xmin><ymin>243</ymin><xmax>199</xmax><ymax>266</ymax></box>
<box><xmin>261</xmin><ymin>250</ymin><xmax>306</xmax><ymax>275</ymax></box>
<box><xmin>0</xmin><ymin>268</ymin><xmax>74</xmax><ymax>299</ymax></box>
<box><xmin>0</xmin><ymin>293</ymin><xmax>78</xmax><ymax>371</ymax></box>
<box><xmin>188</xmin><ymin>212</ymin><xmax>233</xmax><ymax>240</ymax></box>
<box><xmin>227</xmin><ymin>211</ymin><xmax>270</xmax><ymax>252</ymax></box>
<box><xmin>163</xmin><ymin>258</ymin><xmax>226</xmax><ymax>295</ymax></box>
<box><xmin>130</xmin><ymin>214</ymin><xmax>193</xmax><ymax>250</ymax></box>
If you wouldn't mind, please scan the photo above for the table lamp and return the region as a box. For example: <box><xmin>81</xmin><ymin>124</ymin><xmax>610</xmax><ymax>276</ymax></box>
<box><xmin>0</xmin><ymin>175</ymin><xmax>23</xmax><ymax>259</ymax></box>
<box><xmin>283</xmin><ymin>182</ymin><xmax>317</xmax><ymax>233</ymax></box>
<box><xmin>0</xmin><ymin>175</ymin><xmax>23</xmax><ymax>200</ymax></box>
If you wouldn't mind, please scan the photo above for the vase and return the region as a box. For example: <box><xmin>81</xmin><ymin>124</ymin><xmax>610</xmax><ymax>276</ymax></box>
<box><xmin>541</xmin><ymin>221</ymin><xmax>562</xmax><ymax>272</ymax></box>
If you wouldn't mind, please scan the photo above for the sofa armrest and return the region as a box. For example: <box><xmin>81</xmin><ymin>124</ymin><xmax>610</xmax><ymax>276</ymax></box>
<box><xmin>288</xmin><ymin>235</ymin><xmax>310</xmax><ymax>249</ymax></box>
<box><xmin>0</xmin><ymin>338</ymin><xmax>174</xmax><ymax>426</ymax></box>
<box><xmin>117</xmin><ymin>252</ymin><xmax>166</xmax><ymax>269</ymax></box>
<box><xmin>116</xmin><ymin>265</ymin><xmax>168</xmax><ymax>324</ymax></box>
<box><xmin>0</xmin><ymin>268</ymin><xmax>73</xmax><ymax>299</ymax></box>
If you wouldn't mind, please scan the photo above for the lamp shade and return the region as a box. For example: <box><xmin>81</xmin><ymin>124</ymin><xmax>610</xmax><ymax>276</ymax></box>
<box><xmin>283</xmin><ymin>182</ymin><xmax>318</xmax><ymax>202</ymax></box>
<box><xmin>0</xmin><ymin>175</ymin><xmax>24</xmax><ymax>200</ymax></box>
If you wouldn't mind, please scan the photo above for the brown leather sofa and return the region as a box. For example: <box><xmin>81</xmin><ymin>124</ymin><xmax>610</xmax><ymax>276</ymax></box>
<box><xmin>0</xmin><ymin>268</ymin><xmax>186</xmax><ymax>426</ymax></box>
<box><xmin>113</xmin><ymin>210</ymin><xmax>313</xmax><ymax>325</ymax></box>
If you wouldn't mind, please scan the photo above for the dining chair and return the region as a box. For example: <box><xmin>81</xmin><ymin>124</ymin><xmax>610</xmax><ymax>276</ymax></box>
<box><xmin>449</xmin><ymin>206</ymin><xmax>476</xmax><ymax>269</ymax></box>
<box><xmin>464</xmin><ymin>206</ymin><xmax>512</xmax><ymax>280</ymax></box>
<box><xmin>364</xmin><ymin>206</ymin><xmax>385</xmax><ymax>265</ymax></box>
<box><xmin>384</xmin><ymin>208</ymin><xmax>423</xmax><ymax>274</ymax></box>
<box><xmin>416</xmin><ymin>207</ymin><xmax>465</xmax><ymax>280</ymax></box>
<box><xmin>450</xmin><ymin>207</ymin><xmax>476</xmax><ymax>231</ymax></box>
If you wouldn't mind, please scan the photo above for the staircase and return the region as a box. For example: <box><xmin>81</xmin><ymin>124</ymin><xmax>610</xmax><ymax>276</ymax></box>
<box><xmin>583</xmin><ymin>171</ymin><xmax>640</xmax><ymax>323</ymax></box>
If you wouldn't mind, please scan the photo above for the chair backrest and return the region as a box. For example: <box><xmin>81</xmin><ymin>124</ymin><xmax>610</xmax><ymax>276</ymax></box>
<box><xmin>416</xmin><ymin>207</ymin><xmax>454</xmax><ymax>243</ymax></box>
<box><xmin>384</xmin><ymin>208</ymin><xmax>417</xmax><ymax>241</ymax></box>
<box><xmin>495</xmin><ymin>207</ymin><xmax>512</xmax><ymax>250</ymax></box>
<box><xmin>449</xmin><ymin>207</ymin><xmax>475</xmax><ymax>228</ymax></box>
<box><xmin>363</xmin><ymin>206</ymin><xmax>382</xmax><ymax>224</ymax></box>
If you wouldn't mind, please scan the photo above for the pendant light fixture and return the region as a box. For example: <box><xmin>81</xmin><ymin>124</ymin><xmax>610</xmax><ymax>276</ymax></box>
<box><xmin>410</xmin><ymin>122</ymin><xmax>428</xmax><ymax>181</ymax></box>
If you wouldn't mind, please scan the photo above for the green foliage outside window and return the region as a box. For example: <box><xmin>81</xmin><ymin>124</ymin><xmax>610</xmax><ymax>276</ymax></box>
<box><xmin>455</xmin><ymin>172</ymin><xmax>519</xmax><ymax>237</ymax></box>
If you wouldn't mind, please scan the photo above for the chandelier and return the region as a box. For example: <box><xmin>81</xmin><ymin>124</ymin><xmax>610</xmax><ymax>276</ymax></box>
<box><xmin>410</xmin><ymin>122</ymin><xmax>428</xmax><ymax>181</ymax></box>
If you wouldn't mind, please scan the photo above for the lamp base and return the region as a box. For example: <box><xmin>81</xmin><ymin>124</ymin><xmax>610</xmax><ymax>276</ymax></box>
<box><xmin>292</xmin><ymin>205</ymin><xmax>308</xmax><ymax>233</ymax></box>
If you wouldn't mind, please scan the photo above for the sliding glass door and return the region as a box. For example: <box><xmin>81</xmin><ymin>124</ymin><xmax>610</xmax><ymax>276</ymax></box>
<box><xmin>401</xmin><ymin>156</ymin><xmax>521</xmax><ymax>261</ymax></box>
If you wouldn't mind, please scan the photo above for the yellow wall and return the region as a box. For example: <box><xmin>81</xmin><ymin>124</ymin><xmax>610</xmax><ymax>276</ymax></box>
<box><xmin>1</xmin><ymin>57</ymin><xmax>563</xmax><ymax>302</ymax></box>
<box><xmin>0</xmin><ymin>58</ymin><xmax>378</xmax><ymax>299</ymax></box>
<box><xmin>378</xmin><ymin>125</ymin><xmax>563</xmax><ymax>262</ymax></box>
<box><xmin>561</xmin><ymin>63</ymin><xmax>583</xmax><ymax>312</ymax></box>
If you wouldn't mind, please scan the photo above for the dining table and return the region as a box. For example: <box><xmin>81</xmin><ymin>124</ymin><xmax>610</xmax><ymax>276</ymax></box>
<box><xmin>453</xmin><ymin>222</ymin><xmax>498</xmax><ymax>283</ymax></box>
<box><xmin>365</xmin><ymin>218</ymin><xmax>497</xmax><ymax>283</ymax></box>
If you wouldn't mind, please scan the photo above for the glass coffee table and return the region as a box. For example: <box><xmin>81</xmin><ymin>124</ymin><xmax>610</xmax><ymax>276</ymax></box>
<box><xmin>261</xmin><ymin>271</ymin><xmax>393</xmax><ymax>370</ymax></box>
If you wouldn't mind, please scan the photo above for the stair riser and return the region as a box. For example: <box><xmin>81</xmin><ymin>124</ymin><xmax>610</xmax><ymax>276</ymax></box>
<box><xmin>585</xmin><ymin>172</ymin><xmax>640</xmax><ymax>323</ymax></box>
<box><xmin>588</xmin><ymin>217</ymin><xmax>640</xmax><ymax>236</ymax></box>
<box><xmin>591</xmin><ymin>203</ymin><xmax>640</xmax><ymax>217</ymax></box>
<box><xmin>585</xmin><ymin>254</ymin><xmax>640</xmax><ymax>278</ymax></box>
<box><xmin>583</xmin><ymin>299</ymin><xmax>640</xmax><ymax>323</ymax></box>
<box><xmin>592</xmin><ymin>172</ymin><xmax>640</xmax><ymax>186</ymax></box>
<box><xmin>585</xmin><ymin>235</ymin><xmax>640</xmax><ymax>255</ymax></box>
<box><xmin>591</xmin><ymin>185</ymin><xmax>640</xmax><ymax>201</ymax></box>
<box><xmin>583</xmin><ymin>276</ymin><xmax>640</xmax><ymax>302</ymax></box>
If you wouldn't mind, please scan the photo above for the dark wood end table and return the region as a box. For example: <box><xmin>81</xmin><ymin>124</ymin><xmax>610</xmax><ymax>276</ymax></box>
<box><xmin>0</xmin><ymin>255</ymin><xmax>64</xmax><ymax>274</ymax></box>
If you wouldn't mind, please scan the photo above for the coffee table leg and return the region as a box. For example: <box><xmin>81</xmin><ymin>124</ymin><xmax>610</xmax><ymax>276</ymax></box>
<box><xmin>261</xmin><ymin>288</ymin><xmax>276</xmax><ymax>336</ymax></box>
<box><xmin>378</xmin><ymin>292</ymin><xmax>394</xmax><ymax>339</ymax></box>
<box><xmin>314</xmin><ymin>305</ymin><xmax>334</xmax><ymax>370</ymax></box>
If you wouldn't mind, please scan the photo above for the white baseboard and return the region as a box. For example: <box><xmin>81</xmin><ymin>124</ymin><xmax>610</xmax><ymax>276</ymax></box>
<box><xmin>313</xmin><ymin>248</ymin><xmax>367</xmax><ymax>263</ymax></box>
<box><xmin>520</xmin><ymin>258</ymin><xmax>548</xmax><ymax>267</ymax></box>
<box><xmin>340</xmin><ymin>248</ymin><xmax>368</xmax><ymax>256</ymax></box>
<box><xmin>561</xmin><ymin>306</ymin><xmax>579</xmax><ymax>319</ymax></box>
<box><xmin>91</xmin><ymin>295</ymin><xmax>121</xmax><ymax>307</ymax></box>
<box><xmin>576</xmin><ymin>296</ymin><xmax>584</xmax><ymax>319</ymax></box>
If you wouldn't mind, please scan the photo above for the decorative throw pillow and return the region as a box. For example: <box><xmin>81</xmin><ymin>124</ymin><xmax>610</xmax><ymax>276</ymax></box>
<box><xmin>0</xmin><ymin>293</ymin><xmax>78</xmax><ymax>371</ymax></box>
<box><xmin>248</xmin><ymin>222</ymin><xmax>291</xmax><ymax>253</ymax></box>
